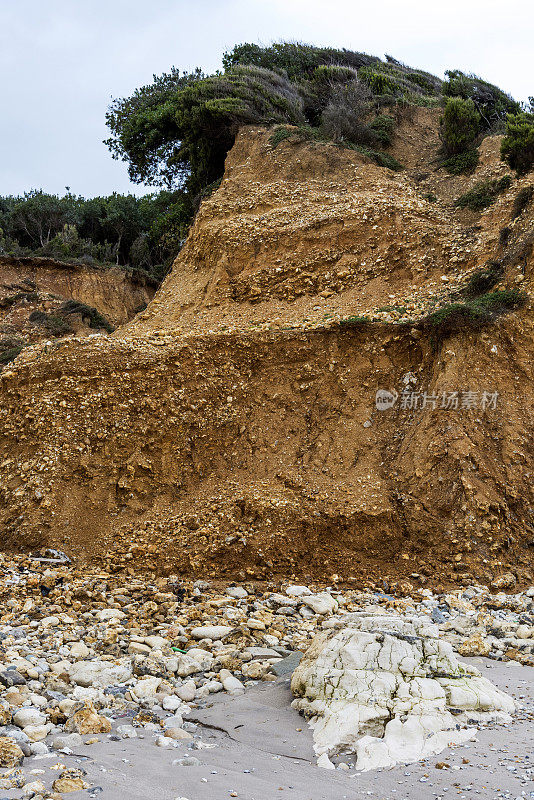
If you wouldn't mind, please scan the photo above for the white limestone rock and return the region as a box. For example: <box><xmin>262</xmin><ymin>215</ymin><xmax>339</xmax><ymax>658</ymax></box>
<box><xmin>130</xmin><ymin>677</ymin><xmax>162</xmax><ymax>700</ymax></box>
<box><xmin>225</xmin><ymin>586</ymin><xmax>248</xmax><ymax>599</ymax></box>
<box><xmin>163</xmin><ymin>694</ymin><xmax>184</xmax><ymax>711</ymax></box>
<box><xmin>69</xmin><ymin>642</ymin><xmax>90</xmax><ymax>659</ymax></box>
<box><xmin>190</xmin><ymin>625</ymin><xmax>233</xmax><ymax>640</ymax></box>
<box><xmin>175</xmin><ymin>680</ymin><xmax>197</xmax><ymax>702</ymax></box>
<box><xmin>285</xmin><ymin>585</ymin><xmax>312</xmax><ymax>597</ymax></box>
<box><xmin>13</xmin><ymin>708</ymin><xmax>46</xmax><ymax>729</ymax></box>
<box><xmin>219</xmin><ymin>669</ymin><xmax>245</xmax><ymax>695</ymax></box>
<box><xmin>291</xmin><ymin>613</ymin><xmax>515</xmax><ymax>771</ymax></box>
<box><xmin>302</xmin><ymin>593</ymin><xmax>339</xmax><ymax>615</ymax></box>
<box><xmin>116</xmin><ymin>724</ymin><xmax>137</xmax><ymax>739</ymax></box>
<box><xmin>68</xmin><ymin>659</ymin><xmax>132</xmax><ymax>688</ymax></box>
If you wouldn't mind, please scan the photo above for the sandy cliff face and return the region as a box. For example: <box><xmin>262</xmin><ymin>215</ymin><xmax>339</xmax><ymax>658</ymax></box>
<box><xmin>128</xmin><ymin>126</ymin><xmax>476</xmax><ymax>335</ymax></box>
<box><xmin>0</xmin><ymin>256</ymin><xmax>155</xmax><ymax>352</ymax></box>
<box><xmin>0</xmin><ymin>120</ymin><xmax>532</xmax><ymax>589</ymax></box>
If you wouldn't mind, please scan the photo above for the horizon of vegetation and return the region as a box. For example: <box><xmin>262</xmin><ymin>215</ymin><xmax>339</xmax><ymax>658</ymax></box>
<box><xmin>2</xmin><ymin>41</ymin><xmax>533</xmax><ymax>282</ymax></box>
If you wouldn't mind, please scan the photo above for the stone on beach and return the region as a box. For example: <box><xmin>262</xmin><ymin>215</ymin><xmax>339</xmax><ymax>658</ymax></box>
<box><xmin>0</xmin><ymin>736</ymin><xmax>25</xmax><ymax>767</ymax></box>
<box><xmin>65</xmin><ymin>702</ymin><xmax>112</xmax><ymax>735</ymax></box>
<box><xmin>291</xmin><ymin>614</ymin><xmax>515</xmax><ymax>771</ymax></box>
<box><xmin>190</xmin><ymin>625</ymin><xmax>233</xmax><ymax>640</ymax></box>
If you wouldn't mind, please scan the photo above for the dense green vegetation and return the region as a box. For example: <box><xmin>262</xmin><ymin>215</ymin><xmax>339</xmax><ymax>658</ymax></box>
<box><xmin>438</xmin><ymin>72</ymin><xmax>521</xmax><ymax>174</ymax></box>
<box><xmin>442</xmin><ymin>71</ymin><xmax>520</xmax><ymax>129</ymax></box>
<box><xmin>2</xmin><ymin>43</ymin><xmax>526</xmax><ymax>282</ymax></box>
<box><xmin>501</xmin><ymin>102</ymin><xmax>534</xmax><ymax>175</ymax></box>
<box><xmin>423</xmin><ymin>289</ymin><xmax>527</xmax><ymax>342</ymax></box>
<box><xmin>0</xmin><ymin>190</ymin><xmax>187</xmax><ymax>280</ymax></box>
<box><xmin>104</xmin><ymin>43</ymin><xmax>448</xmax><ymax>195</ymax></box>
<box><xmin>105</xmin><ymin>43</ymin><xmax>522</xmax><ymax>229</ymax></box>
<box><xmin>440</xmin><ymin>98</ymin><xmax>481</xmax><ymax>155</ymax></box>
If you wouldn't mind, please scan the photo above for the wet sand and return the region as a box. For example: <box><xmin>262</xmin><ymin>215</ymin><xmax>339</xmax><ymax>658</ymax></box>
<box><xmin>23</xmin><ymin>657</ymin><xmax>533</xmax><ymax>800</ymax></box>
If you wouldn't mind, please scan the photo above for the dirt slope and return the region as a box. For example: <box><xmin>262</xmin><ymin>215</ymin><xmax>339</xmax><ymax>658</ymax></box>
<box><xmin>0</xmin><ymin>118</ymin><xmax>533</xmax><ymax>590</ymax></box>
<box><xmin>0</xmin><ymin>256</ymin><xmax>155</xmax><ymax>358</ymax></box>
<box><xmin>129</xmin><ymin>124</ymin><xmax>476</xmax><ymax>335</ymax></box>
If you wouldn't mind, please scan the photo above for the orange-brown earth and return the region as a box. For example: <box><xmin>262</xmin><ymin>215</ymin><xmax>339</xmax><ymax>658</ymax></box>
<box><xmin>0</xmin><ymin>255</ymin><xmax>155</xmax><ymax>347</ymax></box>
<box><xmin>0</xmin><ymin>112</ymin><xmax>533</xmax><ymax>589</ymax></box>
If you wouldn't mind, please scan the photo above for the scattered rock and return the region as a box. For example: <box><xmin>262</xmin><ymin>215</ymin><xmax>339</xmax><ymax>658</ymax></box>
<box><xmin>190</xmin><ymin>625</ymin><xmax>233</xmax><ymax>640</ymax></box>
<box><xmin>65</xmin><ymin>702</ymin><xmax>112</xmax><ymax>735</ymax></box>
<box><xmin>0</xmin><ymin>735</ymin><xmax>24</xmax><ymax>767</ymax></box>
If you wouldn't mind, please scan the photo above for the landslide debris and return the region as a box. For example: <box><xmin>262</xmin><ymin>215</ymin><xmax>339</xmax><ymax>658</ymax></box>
<box><xmin>0</xmin><ymin>551</ymin><xmax>531</xmax><ymax>787</ymax></box>
<box><xmin>0</xmin><ymin>121</ymin><xmax>533</xmax><ymax>589</ymax></box>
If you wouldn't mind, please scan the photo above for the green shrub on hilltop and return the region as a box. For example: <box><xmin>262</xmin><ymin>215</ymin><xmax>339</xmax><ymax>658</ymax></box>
<box><xmin>358</xmin><ymin>67</ymin><xmax>398</xmax><ymax>96</ymax></box>
<box><xmin>106</xmin><ymin>65</ymin><xmax>305</xmax><ymax>194</ymax></box>
<box><xmin>440</xmin><ymin>98</ymin><xmax>481</xmax><ymax>155</ymax></box>
<box><xmin>501</xmin><ymin>110</ymin><xmax>534</xmax><ymax>175</ymax></box>
<box><xmin>320</xmin><ymin>81</ymin><xmax>374</xmax><ymax>144</ymax></box>
<box><xmin>3</xmin><ymin>41</ymin><xmax>526</xmax><ymax>288</ymax></box>
<box><xmin>442</xmin><ymin>70</ymin><xmax>520</xmax><ymax>130</ymax></box>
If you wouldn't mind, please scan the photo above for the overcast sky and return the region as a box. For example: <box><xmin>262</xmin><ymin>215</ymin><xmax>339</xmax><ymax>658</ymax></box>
<box><xmin>1</xmin><ymin>0</ymin><xmax>532</xmax><ymax>198</ymax></box>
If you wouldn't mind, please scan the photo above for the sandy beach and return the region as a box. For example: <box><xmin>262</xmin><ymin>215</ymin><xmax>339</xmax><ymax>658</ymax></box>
<box><xmin>18</xmin><ymin>657</ymin><xmax>532</xmax><ymax>800</ymax></box>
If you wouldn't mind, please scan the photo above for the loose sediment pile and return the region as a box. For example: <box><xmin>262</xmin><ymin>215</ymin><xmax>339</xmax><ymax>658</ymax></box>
<box><xmin>1</xmin><ymin>122</ymin><xmax>533</xmax><ymax>587</ymax></box>
<box><xmin>0</xmin><ymin>551</ymin><xmax>531</xmax><ymax>791</ymax></box>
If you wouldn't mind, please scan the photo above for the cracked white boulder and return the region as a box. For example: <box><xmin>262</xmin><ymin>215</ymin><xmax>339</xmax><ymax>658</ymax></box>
<box><xmin>291</xmin><ymin>613</ymin><xmax>515</xmax><ymax>771</ymax></box>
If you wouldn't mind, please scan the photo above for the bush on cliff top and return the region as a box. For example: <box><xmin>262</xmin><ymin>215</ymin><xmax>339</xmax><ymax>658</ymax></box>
<box><xmin>501</xmin><ymin>109</ymin><xmax>534</xmax><ymax>175</ymax></box>
<box><xmin>107</xmin><ymin>41</ymin><xmax>515</xmax><ymax>201</ymax></box>
<box><xmin>440</xmin><ymin>97</ymin><xmax>481</xmax><ymax>155</ymax></box>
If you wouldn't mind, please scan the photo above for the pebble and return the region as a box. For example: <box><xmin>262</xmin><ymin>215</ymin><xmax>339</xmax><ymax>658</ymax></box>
<box><xmin>0</xmin><ymin>553</ymin><xmax>529</xmax><ymax>789</ymax></box>
<box><xmin>190</xmin><ymin>625</ymin><xmax>233</xmax><ymax>640</ymax></box>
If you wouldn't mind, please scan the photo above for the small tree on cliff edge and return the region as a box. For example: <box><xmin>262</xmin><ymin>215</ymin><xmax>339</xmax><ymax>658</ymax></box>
<box><xmin>440</xmin><ymin>97</ymin><xmax>481</xmax><ymax>155</ymax></box>
<box><xmin>501</xmin><ymin>105</ymin><xmax>534</xmax><ymax>175</ymax></box>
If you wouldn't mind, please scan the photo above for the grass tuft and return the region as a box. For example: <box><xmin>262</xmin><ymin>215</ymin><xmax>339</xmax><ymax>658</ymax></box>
<box><xmin>269</xmin><ymin>126</ymin><xmax>293</xmax><ymax>148</ymax></box>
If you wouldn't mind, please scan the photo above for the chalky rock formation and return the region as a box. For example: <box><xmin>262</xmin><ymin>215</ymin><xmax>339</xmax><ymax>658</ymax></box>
<box><xmin>291</xmin><ymin>614</ymin><xmax>515</xmax><ymax>771</ymax></box>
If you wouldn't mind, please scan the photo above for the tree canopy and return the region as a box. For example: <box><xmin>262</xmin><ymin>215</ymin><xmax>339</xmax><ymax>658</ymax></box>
<box><xmin>0</xmin><ymin>190</ymin><xmax>187</xmax><ymax>280</ymax></box>
<box><xmin>105</xmin><ymin>41</ymin><xmax>521</xmax><ymax>200</ymax></box>
<box><xmin>501</xmin><ymin>105</ymin><xmax>534</xmax><ymax>175</ymax></box>
<box><xmin>3</xmin><ymin>42</ymin><xmax>525</xmax><ymax>285</ymax></box>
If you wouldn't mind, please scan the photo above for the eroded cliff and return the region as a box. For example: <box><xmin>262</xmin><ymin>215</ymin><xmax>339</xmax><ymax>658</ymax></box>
<box><xmin>0</xmin><ymin>117</ymin><xmax>532</xmax><ymax>590</ymax></box>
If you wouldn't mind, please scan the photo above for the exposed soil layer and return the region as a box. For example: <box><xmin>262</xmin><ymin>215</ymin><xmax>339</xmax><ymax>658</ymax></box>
<box><xmin>0</xmin><ymin>116</ymin><xmax>533</xmax><ymax>588</ymax></box>
<box><xmin>0</xmin><ymin>255</ymin><xmax>155</xmax><ymax>350</ymax></box>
